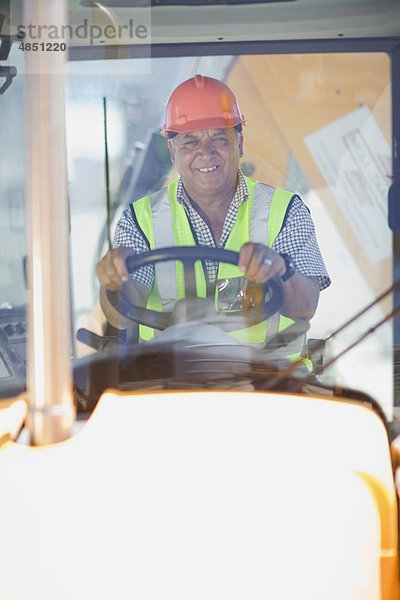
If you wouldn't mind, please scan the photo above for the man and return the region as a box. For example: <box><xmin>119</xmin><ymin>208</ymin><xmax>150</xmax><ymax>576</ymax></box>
<box><xmin>96</xmin><ymin>74</ymin><xmax>330</xmax><ymax>346</ymax></box>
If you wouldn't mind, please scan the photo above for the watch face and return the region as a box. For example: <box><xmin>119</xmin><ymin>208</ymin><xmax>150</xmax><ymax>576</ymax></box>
<box><xmin>281</xmin><ymin>254</ymin><xmax>295</xmax><ymax>281</ymax></box>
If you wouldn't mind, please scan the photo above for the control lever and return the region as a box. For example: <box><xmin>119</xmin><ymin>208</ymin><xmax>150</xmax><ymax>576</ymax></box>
<box><xmin>0</xmin><ymin>24</ymin><xmax>17</xmax><ymax>95</ymax></box>
<box><xmin>263</xmin><ymin>320</ymin><xmax>310</xmax><ymax>351</ymax></box>
<box><xmin>0</xmin><ymin>66</ymin><xmax>16</xmax><ymax>95</ymax></box>
<box><xmin>76</xmin><ymin>327</ymin><xmax>125</xmax><ymax>352</ymax></box>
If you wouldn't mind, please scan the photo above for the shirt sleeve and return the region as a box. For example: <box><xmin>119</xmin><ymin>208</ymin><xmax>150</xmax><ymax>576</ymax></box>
<box><xmin>271</xmin><ymin>195</ymin><xmax>331</xmax><ymax>291</ymax></box>
<box><xmin>113</xmin><ymin>206</ymin><xmax>154</xmax><ymax>289</ymax></box>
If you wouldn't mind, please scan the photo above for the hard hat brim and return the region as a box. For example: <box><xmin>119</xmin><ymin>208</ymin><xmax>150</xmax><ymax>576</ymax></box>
<box><xmin>161</xmin><ymin>116</ymin><xmax>246</xmax><ymax>137</ymax></box>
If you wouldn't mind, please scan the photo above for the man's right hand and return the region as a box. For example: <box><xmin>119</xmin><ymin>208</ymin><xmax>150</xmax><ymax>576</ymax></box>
<box><xmin>96</xmin><ymin>247</ymin><xmax>150</xmax><ymax>329</ymax></box>
<box><xmin>96</xmin><ymin>246</ymin><xmax>135</xmax><ymax>291</ymax></box>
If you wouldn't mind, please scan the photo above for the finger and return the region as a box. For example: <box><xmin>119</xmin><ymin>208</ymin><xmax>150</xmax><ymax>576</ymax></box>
<box><xmin>112</xmin><ymin>248</ymin><xmax>130</xmax><ymax>283</ymax></box>
<box><xmin>238</xmin><ymin>242</ymin><xmax>258</xmax><ymax>273</ymax></box>
<box><xmin>240</xmin><ymin>243</ymin><xmax>268</xmax><ymax>281</ymax></box>
<box><xmin>96</xmin><ymin>259</ymin><xmax>121</xmax><ymax>290</ymax></box>
<box><xmin>239</xmin><ymin>243</ymin><xmax>282</xmax><ymax>283</ymax></box>
<box><xmin>96</xmin><ymin>248</ymin><xmax>131</xmax><ymax>290</ymax></box>
<box><xmin>257</xmin><ymin>253</ymin><xmax>288</xmax><ymax>284</ymax></box>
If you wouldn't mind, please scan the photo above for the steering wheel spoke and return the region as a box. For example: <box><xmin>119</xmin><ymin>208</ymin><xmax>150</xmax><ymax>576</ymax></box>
<box><xmin>181</xmin><ymin>256</ymin><xmax>198</xmax><ymax>297</ymax></box>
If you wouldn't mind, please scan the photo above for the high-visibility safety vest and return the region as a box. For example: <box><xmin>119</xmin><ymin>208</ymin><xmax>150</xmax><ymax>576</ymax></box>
<box><xmin>131</xmin><ymin>176</ymin><xmax>304</xmax><ymax>358</ymax></box>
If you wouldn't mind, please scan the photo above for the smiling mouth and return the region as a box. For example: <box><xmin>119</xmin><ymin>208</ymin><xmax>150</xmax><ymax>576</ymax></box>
<box><xmin>198</xmin><ymin>166</ymin><xmax>218</xmax><ymax>173</ymax></box>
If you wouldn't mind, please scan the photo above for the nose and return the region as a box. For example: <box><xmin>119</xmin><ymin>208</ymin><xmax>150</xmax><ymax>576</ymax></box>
<box><xmin>197</xmin><ymin>137</ymin><xmax>217</xmax><ymax>156</ymax></box>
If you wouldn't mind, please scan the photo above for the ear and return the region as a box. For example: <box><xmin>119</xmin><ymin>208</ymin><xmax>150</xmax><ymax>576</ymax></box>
<box><xmin>238</xmin><ymin>133</ymin><xmax>244</xmax><ymax>158</ymax></box>
<box><xmin>168</xmin><ymin>139</ymin><xmax>175</xmax><ymax>163</ymax></box>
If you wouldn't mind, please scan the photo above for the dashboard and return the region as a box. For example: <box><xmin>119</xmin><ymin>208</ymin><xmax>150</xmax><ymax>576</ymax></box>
<box><xmin>0</xmin><ymin>308</ymin><xmax>27</xmax><ymax>398</ymax></box>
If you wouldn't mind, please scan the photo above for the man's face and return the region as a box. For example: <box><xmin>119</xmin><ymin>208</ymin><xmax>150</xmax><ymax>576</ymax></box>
<box><xmin>168</xmin><ymin>127</ymin><xmax>244</xmax><ymax>201</ymax></box>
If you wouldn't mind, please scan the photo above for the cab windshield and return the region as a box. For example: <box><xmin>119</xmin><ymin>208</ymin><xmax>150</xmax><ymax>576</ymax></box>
<box><xmin>0</xmin><ymin>42</ymin><xmax>395</xmax><ymax>418</ymax></box>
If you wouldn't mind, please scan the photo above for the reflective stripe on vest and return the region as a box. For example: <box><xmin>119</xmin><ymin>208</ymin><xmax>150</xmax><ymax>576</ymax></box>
<box><xmin>131</xmin><ymin>176</ymin><xmax>300</xmax><ymax>349</ymax></box>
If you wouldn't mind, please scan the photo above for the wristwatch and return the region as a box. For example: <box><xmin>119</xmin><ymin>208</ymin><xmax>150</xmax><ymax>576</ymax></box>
<box><xmin>279</xmin><ymin>253</ymin><xmax>295</xmax><ymax>282</ymax></box>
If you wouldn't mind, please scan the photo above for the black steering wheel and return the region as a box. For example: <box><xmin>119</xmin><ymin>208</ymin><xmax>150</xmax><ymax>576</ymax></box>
<box><xmin>106</xmin><ymin>246</ymin><xmax>284</xmax><ymax>331</ymax></box>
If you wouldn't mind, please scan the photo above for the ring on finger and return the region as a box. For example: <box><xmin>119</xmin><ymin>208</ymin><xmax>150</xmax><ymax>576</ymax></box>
<box><xmin>263</xmin><ymin>258</ymin><xmax>272</xmax><ymax>267</ymax></box>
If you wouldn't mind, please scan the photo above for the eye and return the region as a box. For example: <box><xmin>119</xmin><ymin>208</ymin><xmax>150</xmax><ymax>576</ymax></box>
<box><xmin>184</xmin><ymin>139</ymin><xmax>200</xmax><ymax>149</ymax></box>
<box><xmin>213</xmin><ymin>136</ymin><xmax>228</xmax><ymax>145</ymax></box>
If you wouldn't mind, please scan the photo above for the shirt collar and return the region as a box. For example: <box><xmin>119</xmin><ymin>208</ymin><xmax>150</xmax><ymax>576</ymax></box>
<box><xmin>176</xmin><ymin>169</ymin><xmax>249</xmax><ymax>210</ymax></box>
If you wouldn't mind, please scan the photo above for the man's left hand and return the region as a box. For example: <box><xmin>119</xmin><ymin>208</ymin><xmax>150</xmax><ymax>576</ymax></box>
<box><xmin>238</xmin><ymin>242</ymin><xmax>285</xmax><ymax>284</ymax></box>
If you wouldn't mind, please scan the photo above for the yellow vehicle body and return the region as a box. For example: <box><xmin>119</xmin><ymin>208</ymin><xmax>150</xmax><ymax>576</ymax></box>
<box><xmin>0</xmin><ymin>389</ymin><xmax>399</xmax><ymax>599</ymax></box>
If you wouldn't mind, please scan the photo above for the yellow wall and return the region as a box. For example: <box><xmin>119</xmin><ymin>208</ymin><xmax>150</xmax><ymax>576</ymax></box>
<box><xmin>229</xmin><ymin>53</ymin><xmax>392</xmax><ymax>301</ymax></box>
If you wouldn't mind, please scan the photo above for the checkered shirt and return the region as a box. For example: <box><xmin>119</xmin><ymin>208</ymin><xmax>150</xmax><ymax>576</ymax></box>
<box><xmin>114</xmin><ymin>170</ymin><xmax>331</xmax><ymax>291</ymax></box>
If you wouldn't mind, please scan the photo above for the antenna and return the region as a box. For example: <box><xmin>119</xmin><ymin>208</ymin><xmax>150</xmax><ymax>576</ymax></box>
<box><xmin>265</xmin><ymin>277</ymin><xmax>400</xmax><ymax>391</ymax></box>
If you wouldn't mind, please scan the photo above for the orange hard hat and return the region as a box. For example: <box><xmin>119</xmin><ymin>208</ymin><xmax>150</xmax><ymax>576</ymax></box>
<box><xmin>161</xmin><ymin>74</ymin><xmax>246</xmax><ymax>137</ymax></box>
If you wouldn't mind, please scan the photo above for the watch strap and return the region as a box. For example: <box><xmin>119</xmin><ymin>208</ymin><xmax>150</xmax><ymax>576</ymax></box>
<box><xmin>280</xmin><ymin>253</ymin><xmax>295</xmax><ymax>281</ymax></box>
